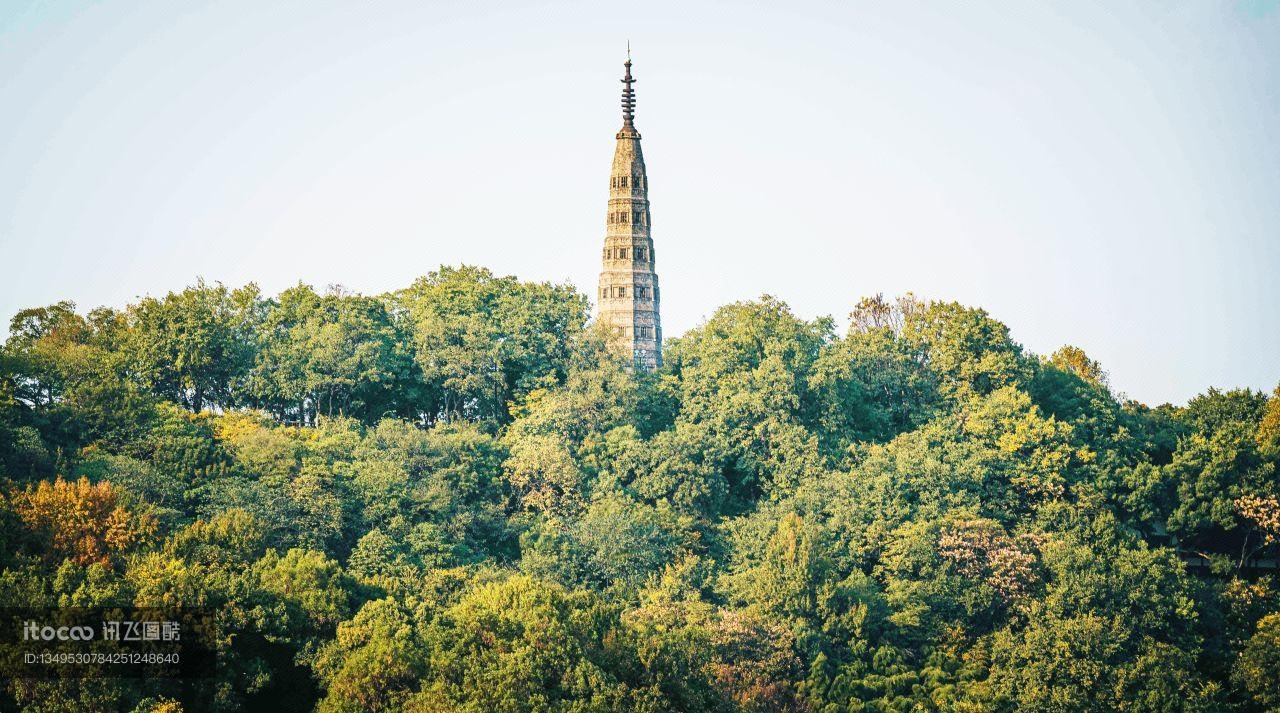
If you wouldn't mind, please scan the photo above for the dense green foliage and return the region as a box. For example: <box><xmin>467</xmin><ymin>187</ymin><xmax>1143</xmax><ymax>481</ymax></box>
<box><xmin>1</xmin><ymin>272</ymin><xmax>1277</xmax><ymax>712</ymax></box>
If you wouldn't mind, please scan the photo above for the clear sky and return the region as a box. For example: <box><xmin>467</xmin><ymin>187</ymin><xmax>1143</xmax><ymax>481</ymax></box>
<box><xmin>1</xmin><ymin>0</ymin><xmax>1277</xmax><ymax>406</ymax></box>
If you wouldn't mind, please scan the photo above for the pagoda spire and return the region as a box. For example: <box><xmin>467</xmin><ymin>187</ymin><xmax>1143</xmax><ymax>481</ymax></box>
<box><xmin>621</xmin><ymin>45</ymin><xmax>637</xmax><ymax>129</ymax></box>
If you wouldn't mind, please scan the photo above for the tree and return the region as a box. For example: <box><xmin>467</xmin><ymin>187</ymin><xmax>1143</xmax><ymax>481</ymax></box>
<box><xmin>899</xmin><ymin>300</ymin><xmax>1034</xmax><ymax>404</ymax></box>
<box><xmin>253</xmin><ymin>548</ymin><xmax>353</xmax><ymax>641</ymax></box>
<box><xmin>520</xmin><ymin>491</ymin><xmax>697</xmax><ymax>595</ymax></box>
<box><xmin>812</xmin><ymin>302</ymin><xmax>942</xmax><ymax>451</ymax></box>
<box><xmin>392</xmin><ymin>265</ymin><xmax>589</xmax><ymax>423</ymax></box>
<box><xmin>349</xmin><ymin>418</ymin><xmax>512</xmax><ymax>562</ymax></box>
<box><xmin>877</xmin><ymin>516</ymin><xmax>1037</xmax><ymax>649</ymax></box>
<box><xmin>981</xmin><ymin>515</ymin><xmax>1215</xmax><ymax>712</ymax></box>
<box><xmin>201</xmin><ymin>419</ymin><xmax>347</xmax><ymax>552</ymax></box>
<box><xmin>663</xmin><ymin>296</ymin><xmax>832</xmax><ymax>505</ymax></box>
<box><xmin>10</xmin><ymin>476</ymin><xmax>156</xmax><ymax>567</ymax></box>
<box><xmin>1234</xmin><ymin>613</ymin><xmax>1280</xmax><ymax>710</ymax></box>
<box><xmin>1164</xmin><ymin>422</ymin><xmax>1274</xmax><ymax>551</ymax></box>
<box><xmin>313</xmin><ymin>597</ymin><xmax>430</xmax><ymax>712</ymax></box>
<box><xmin>4</xmin><ymin>301</ymin><xmax>85</xmax><ymax>407</ymax></box>
<box><xmin>3</xmin><ymin>302</ymin><xmax>154</xmax><ymax>459</ymax></box>
<box><xmin>128</xmin><ymin>280</ymin><xmax>258</xmax><ymax>412</ymax></box>
<box><xmin>245</xmin><ymin>285</ymin><xmax>416</xmax><ymax>424</ymax></box>
<box><xmin>1257</xmin><ymin>385</ymin><xmax>1280</xmax><ymax>457</ymax></box>
<box><xmin>1180</xmin><ymin>388</ymin><xmax>1268</xmax><ymax>435</ymax></box>
<box><xmin>986</xmin><ymin>612</ymin><xmax>1217</xmax><ymax>712</ymax></box>
<box><xmin>316</xmin><ymin>573</ymin><xmax>718</xmax><ymax>712</ymax></box>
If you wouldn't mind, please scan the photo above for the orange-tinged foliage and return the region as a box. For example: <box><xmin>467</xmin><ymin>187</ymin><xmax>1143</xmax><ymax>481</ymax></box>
<box><xmin>1236</xmin><ymin>494</ymin><xmax>1280</xmax><ymax>545</ymax></box>
<box><xmin>937</xmin><ymin>518</ymin><xmax>1039</xmax><ymax>602</ymax></box>
<box><xmin>12</xmin><ymin>476</ymin><xmax>156</xmax><ymax>567</ymax></box>
<box><xmin>706</xmin><ymin>609</ymin><xmax>802</xmax><ymax>712</ymax></box>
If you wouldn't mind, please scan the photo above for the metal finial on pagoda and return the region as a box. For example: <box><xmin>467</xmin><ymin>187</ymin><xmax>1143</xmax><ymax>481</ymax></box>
<box><xmin>621</xmin><ymin>48</ymin><xmax>636</xmax><ymax>128</ymax></box>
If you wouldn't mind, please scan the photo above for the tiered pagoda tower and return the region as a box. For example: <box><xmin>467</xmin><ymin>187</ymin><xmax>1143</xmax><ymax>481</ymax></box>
<box><xmin>596</xmin><ymin>48</ymin><xmax>662</xmax><ymax>370</ymax></box>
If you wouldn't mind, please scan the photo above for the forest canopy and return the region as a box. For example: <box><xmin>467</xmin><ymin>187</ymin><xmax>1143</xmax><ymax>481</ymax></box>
<box><xmin>1</xmin><ymin>267</ymin><xmax>1277</xmax><ymax>712</ymax></box>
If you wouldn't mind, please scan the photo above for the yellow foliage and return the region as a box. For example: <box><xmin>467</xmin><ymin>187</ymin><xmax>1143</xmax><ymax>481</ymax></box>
<box><xmin>212</xmin><ymin>410</ymin><xmax>272</xmax><ymax>444</ymax></box>
<box><xmin>11</xmin><ymin>476</ymin><xmax>156</xmax><ymax>567</ymax></box>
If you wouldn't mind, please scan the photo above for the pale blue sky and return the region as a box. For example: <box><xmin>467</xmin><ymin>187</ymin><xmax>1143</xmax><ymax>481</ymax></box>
<box><xmin>1</xmin><ymin>1</ymin><xmax>1277</xmax><ymax>405</ymax></box>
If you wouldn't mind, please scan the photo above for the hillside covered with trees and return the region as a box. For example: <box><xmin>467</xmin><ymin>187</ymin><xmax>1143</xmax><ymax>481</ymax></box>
<box><xmin>1</xmin><ymin>265</ymin><xmax>1278</xmax><ymax>712</ymax></box>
